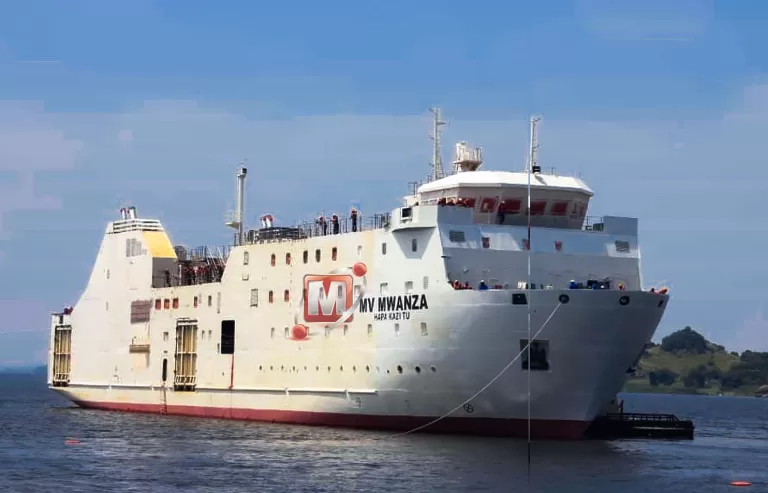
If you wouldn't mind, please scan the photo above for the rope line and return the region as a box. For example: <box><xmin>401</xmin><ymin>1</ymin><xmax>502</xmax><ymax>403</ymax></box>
<box><xmin>377</xmin><ymin>300</ymin><xmax>563</xmax><ymax>440</ymax></box>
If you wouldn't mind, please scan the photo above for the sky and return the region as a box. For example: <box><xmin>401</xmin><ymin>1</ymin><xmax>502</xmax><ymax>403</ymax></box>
<box><xmin>1</xmin><ymin>0</ymin><xmax>768</xmax><ymax>367</ymax></box>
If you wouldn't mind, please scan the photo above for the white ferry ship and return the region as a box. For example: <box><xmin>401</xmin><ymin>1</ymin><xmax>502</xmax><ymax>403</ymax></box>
<box><xmin>47</xmin><ymin>112</ymin><xmax>669</xmax><ymax>439</ymax></box>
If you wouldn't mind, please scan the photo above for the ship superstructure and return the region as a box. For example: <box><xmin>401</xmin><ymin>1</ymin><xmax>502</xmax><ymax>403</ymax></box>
<box><xmin>48</xmin><ymin>112</ymin><xmax>669</xmax><ymax>439</ymax></box>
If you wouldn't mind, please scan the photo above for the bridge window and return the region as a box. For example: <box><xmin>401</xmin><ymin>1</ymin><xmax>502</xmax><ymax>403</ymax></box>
<box><xmin>270</xmin><ymin>254</ymin><xmax>276</xmax><ymax>266</ymax></box>
<box><xmin>284</xmin><ymin>289</ymin><xmax>290</xmax><ymax>302</ymax></box>
<box><xmin>155</xmin><ymin>299</ymin><xmax>162</xmax><ymax>310</ymax></box>
<box><xmin>285</xmin><ymin>253</ymin><xmax>291</xmax><ymax>265</ymax></box>
<box><xmin>164</xmin><ymin>299</ymin><xmax>170</xmax><ymax>309</ymax></box>
<box><xmin>315</xmin><ymin>249</ymin><xmax>321</xmax><ymax>262</ymax></box>
<box><xmin>332</xmin><ymin>247</ymin><xmax>338</xmax><ymax>261</ymax></box>
<box><xmin>220</xmin><ymin>320</ymin><xmax>235</xmax><ymax>355</ymax></box>
<box><xmin>482</xmin><ymin>236</ymin><xmax>490</xmax><ymax>249</ymax></box>
<box><xmin>615</xmin><ymin>240</ymin><xmax>630</xmax><ymax>253</ymax></box>
<box><xmin>551</xmin><ymin>201</ymin><xmax>568</xmax><ymax>216</ymax></box>
<box><xmin>520</xmin><ymin>339</ymin><xmax>550</xmax><ymax>371</ymax></box>
<box><xmin>303</xmin><ymin>250</ymin><xmax>308</xmax><ymax>263</ymax></box>
<box><xmin>411</xmin><ymin>238</ymin><xmax>417</xmax><ymax>252</ymax></box>
<box><xmin>243</xmin><ymin>251</ymin><xmax>249</xmax><ymax>265</ymax></box>
<box><xmin>529</xmin><ymin>201</ymin><xmax>546</xmax><ymax>216</ymax></box>
<box><xmin>499</xmin><ymin>199</ymin><xmax>522</xmax><ymax>214</ymax></box>
<box><xmin>268</xmin><ymin>290</ymin><xmax>274</xmax><ymax>304</ymax></box>
<box><xmin>250</xmin><ymin>288</ymin><xmax>258</xmax><ymax>307</ymax></box>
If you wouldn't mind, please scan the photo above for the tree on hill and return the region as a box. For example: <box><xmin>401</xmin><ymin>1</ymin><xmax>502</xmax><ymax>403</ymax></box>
<box><xmin>648</xmin><ymin>368</ymin><xmax>678</xmax><ymax>386</ymax></box>
<box><xmin>660</xmin><ymin>326</ymin><xmax>708</xmax><ymax>354</ymax></box>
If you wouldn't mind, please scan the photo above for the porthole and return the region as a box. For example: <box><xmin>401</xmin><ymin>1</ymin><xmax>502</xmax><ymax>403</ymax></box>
<box><xmin>658</xmin><ymin>299</ymin><xmax>664</xmax><ymax>308</ymax></box>
<box><xmin>619</xmin><ymin>295</ymin><xmax>630</xmax><ymax>306</ymax></box>
<box><xmin>397</xmin><ymin>365</ymin><xmax>403</xmax><ymax>374</ymax></box>
<box><xmin>415</xmin><ymin>366</ymin><xmax>421</xmax><ymax>374</ymax></box>
<box><xmin>366</xmin><ymin>365</ymin><xmax>370</xmax><ymax>372</ymax></box>
<box><xmin>430</xmin><ymin>366</ymin><xmax>437</xmax><ymax>373</ymax></box>
<box><xmin>558</xmin><ymin>294</ymin><xmax>570</xmax><ymax>304</ymax></box>
<box><xmin>353</xmin><ymin>366</ymin><xmax>357</xmax><ymax>372</ymax></box>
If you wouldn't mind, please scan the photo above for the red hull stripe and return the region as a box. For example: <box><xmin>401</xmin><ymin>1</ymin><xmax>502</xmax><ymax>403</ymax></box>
<box><xmin>72</xmin><ymin>399</ymin><xmax>591</xmax><ymax>439</ymax></box>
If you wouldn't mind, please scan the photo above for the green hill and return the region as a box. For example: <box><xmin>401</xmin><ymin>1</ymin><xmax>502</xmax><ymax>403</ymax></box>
<box><xmin>622</xmin><ymin>326</ymin><xmax>768</xmax><ymax>396</ymax></box>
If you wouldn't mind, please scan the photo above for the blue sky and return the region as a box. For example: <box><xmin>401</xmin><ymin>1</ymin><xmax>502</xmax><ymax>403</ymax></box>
<box><xmin>1</xmin><ymin>0</ymin><xmax>768</xmax><ymax>366</ymax></box>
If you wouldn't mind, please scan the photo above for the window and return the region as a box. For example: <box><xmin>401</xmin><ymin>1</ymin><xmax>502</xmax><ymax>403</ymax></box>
<box><xmin>284</xmin><ymin>289</ymin><xmax>290</xmax><ymax>302</ymax></box>
<box><xmin>285</xmin><ymin>253</ymin><xmax>291</xmax><ymax>265</ymax></box>
<box><xmin>394</xmin><ymin>323</ymin><xmax>400</xmax><ymax>336</ymax></box>
<box><xmin>448</xmin><ymin>230</ymin><xmax>465</xmax><ymax>243</ymax></box>
<box><xmin>367</xmin><ymin>324</ymin><xmax>373</xmax><ymax>337</ymax></box>
<box><xmin>482</xmin><ymin>236</ymin><xmax>490</xmax><ymax>249</ymax></box>
<box><xmin>268</xmin><ymin>290</ymin><xmax>274</xmax><ymax>304</ymax></box>
<box><xmin>155</xmin><ymin>299</ymin><xmax>162</xmax><ymax>310</ymax></box>
<box><xmin>512</xmin><ymin>293</ymin><xmax>528</xmax><ymax>305</ymax></box>
<box><xmin>615</xmin><ymin>240</ymin><xmax>630</xmax><ymax>253</ymax></box>
<box><xmin>354</xmin><ymin>285</ymin><xmax>361</xmax><ymax>298</ymax></box>
<box><xmin>284</xmin><ymin>327</ymin><xmax>289</xmax><ymax>338</ymax></box>
<box><xmin>163</xmin><ymin>331</ymin><xmax>169</xmax><ymax>342</ymax></box>
<box><xmin>163</xmin><ymin>299</ymin><xmax>170</xmax><ymax>309</ymax></box>
<box><xmin>172</xmin><ymin>298</ymin><xmax>179</xmax><ymax>309</ymax></box>
<box><xmin>270</xmin><ymin>327</ymin><xmax>275</xmax><ymax>339</ymax></box>
<box><xmin>357</xmin><ymin>245</ymin><xmax>362</xmax><ymax>257</ymax></box>
<box><xmin>343</xmin><ymin>325</ymin><xmax>348</xmax><ymax>337</ymax></box>
<box><xmin>315</xmin><ymin>249</ymin><xmax>321</xmax><ymax>262</ymax></box>
<box><xmin>421</xmin><ymin>322</ymin><xmax>428</xmax><ymax>336</ymax></box>
<box><xmin>520</xmin><ymin>339</ymin><xmax>550</xmax><ymax>371</ymax></box>
<box><xmin>423</xmin><ymin>276</ymin><xmax>429</xmax><ymax>289</ymax></box>
<box><xmin>405</xmin><ymin>281</ymin><xmax>413</xmax><ymax>293</ymax></box>
<box><xmin>411</xmin><ymin>238</ymin><xmax>417</xmax><ymax>252</ymax></box>
<box><xmin>303</xmin><ymin>250</ymin><xmax>308</xmax><ymax>263</ymax></box>
<box><xmin>216</xmin><ymin>292</ymin><xmax>221</xmax><ymax>314</ymax></box>
<box><xmin>221</xmin><ymin>320</ymin><xmax>235</xmax><ymax>354</ymax></box>
<box><xmin>243</xmin><ymin>251</ymin><xmax>249</xmax><ymax>265</ymax></box>
<box><xmin>270</xmin><ymin>254</ymin><xmax>276</xmax><ymax>266</ymax></box>
<box><xmin>207</xmin><ymin>295</ymin><xmax>212</xmax><ymax>307</ymax></box>
<box><xmin>332</xmin><ymin>247</ymin><xmax>338</xmax><ymax>261</ymax></box>
<box><xmin>380</xmin><ymin>283</ymin><xmax>388</xmax><ymax>294</ymax></box>
<box><xmin>250</xmin><ymin>288</ymin><xmax>258</xmax><ymax>307</ymax></box>
<box><xmin>381</xmin><ymin>242</ymin><xmax>387</xmax><ymax>255</ymax></box>
<box><xmin>193</xmin><ymin>296</ymin><xmax>198</xmax><ymax>308</ymax></box>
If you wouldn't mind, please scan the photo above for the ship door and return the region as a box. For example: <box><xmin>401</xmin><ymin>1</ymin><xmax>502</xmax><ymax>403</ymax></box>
<box><xmin>161</xmin><ymin>358</ymin><xmax>168</xmax><ymax>382</ymax></box>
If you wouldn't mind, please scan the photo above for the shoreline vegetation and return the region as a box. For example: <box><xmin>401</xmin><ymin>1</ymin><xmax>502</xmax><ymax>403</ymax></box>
<box><xmin>621</xmin><ymin>327</ymin><xmax>768</xmax><ymax>397</ymax></box>
<box><xmin>2</xmin><ymin>328</ymin><xmax>767</xmax><ymax>397</ymax></box>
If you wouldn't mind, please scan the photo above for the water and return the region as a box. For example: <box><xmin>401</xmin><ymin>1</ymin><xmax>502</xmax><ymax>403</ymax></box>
<box><xmin>1</xmin><ymin>375</ymin><xmax>767</xmax><ymax>493</ymax></box>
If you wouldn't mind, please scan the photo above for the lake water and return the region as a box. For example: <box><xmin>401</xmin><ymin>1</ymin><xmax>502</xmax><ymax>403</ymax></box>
<box><xmin>1</xmin><ymin>374</ymin><xmax>766</xmax><ymax>492</ymax></box>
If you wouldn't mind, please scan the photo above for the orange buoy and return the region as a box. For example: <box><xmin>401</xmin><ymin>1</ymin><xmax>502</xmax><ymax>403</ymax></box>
<box><xmin>731</xmin><ymin>481</ymin><xmax>751</xmax><ymax>487</ymax></box>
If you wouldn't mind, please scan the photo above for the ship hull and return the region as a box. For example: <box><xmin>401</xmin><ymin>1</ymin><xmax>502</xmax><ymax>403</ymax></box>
<box><xmin>52</xmin><ymin>289</ymin><xmax>667</xmax><ymax>440</ymax></box>
<box><xmin>62</xmin><ymin>392</ymin><xmax>590</xmax><ymax>439</ymax></box>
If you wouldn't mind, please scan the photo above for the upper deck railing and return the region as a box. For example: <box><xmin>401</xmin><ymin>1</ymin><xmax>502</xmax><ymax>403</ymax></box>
<box><xmin>108</xmin><ymin>219</ymin><xmax>164</xmax><ymax>234</ymax></box>
<box><xmin>244</xmin><ymin>213</ymin><xmax>392</xmax><ymax>244</ymax></box>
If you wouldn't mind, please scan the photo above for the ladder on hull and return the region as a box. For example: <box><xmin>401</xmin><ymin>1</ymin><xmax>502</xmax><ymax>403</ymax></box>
<box><xmin>160</xmin><ymin>384</ymin><xmax>168</xmax><ymax>415</ymax></box>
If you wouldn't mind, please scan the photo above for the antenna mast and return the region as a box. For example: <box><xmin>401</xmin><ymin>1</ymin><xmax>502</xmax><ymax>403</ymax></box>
<box><xmin>429</xmin><ymin>107</ymin><xmax>447</xmax><ymax>182</ymax></box>
<box><xmin>528</xmin><ymin>115</ymin><xmax>541</xmax><ymax>173</ymax></box>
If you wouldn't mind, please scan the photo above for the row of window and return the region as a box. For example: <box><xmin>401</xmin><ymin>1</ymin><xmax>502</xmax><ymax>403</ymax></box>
<box><xmin>154</xmin><ymin>295</ymin><xmax>215</xmax><ymax>310</ymax></box>
<box><xmin>242</xmin><ymin>240</ymin><xmax>422</xmax><ymax>266</ymax></box>
<box><xmin>256</xmin><ymin>363</ymin><xmax>438</xmax><ymax>374</ymax></box>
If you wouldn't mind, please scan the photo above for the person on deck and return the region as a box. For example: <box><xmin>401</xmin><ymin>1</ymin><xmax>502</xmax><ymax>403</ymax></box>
<box><xmin>478</xmin><ymin>280</ymin><xmax>489</xmax><ymax>291</ymax></box>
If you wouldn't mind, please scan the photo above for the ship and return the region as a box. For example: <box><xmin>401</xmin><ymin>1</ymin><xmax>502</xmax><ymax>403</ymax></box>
<box><xmin>47</xmin><ymin>111</ymin><xmax>669</xmax><ymax>439</ymax></box>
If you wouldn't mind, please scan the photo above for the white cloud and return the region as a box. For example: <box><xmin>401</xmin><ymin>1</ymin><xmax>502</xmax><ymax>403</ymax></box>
<box><xmin>0</xmin><ymin>101</ymin><xmax>83</xmax><ymax>249</ymax></box>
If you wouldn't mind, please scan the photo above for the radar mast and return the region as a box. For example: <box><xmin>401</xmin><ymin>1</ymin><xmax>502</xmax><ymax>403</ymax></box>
<box><xmin>428</xmin><ymin>107</ymin><xmax>446</xmax><ymax>182</ymax></box>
